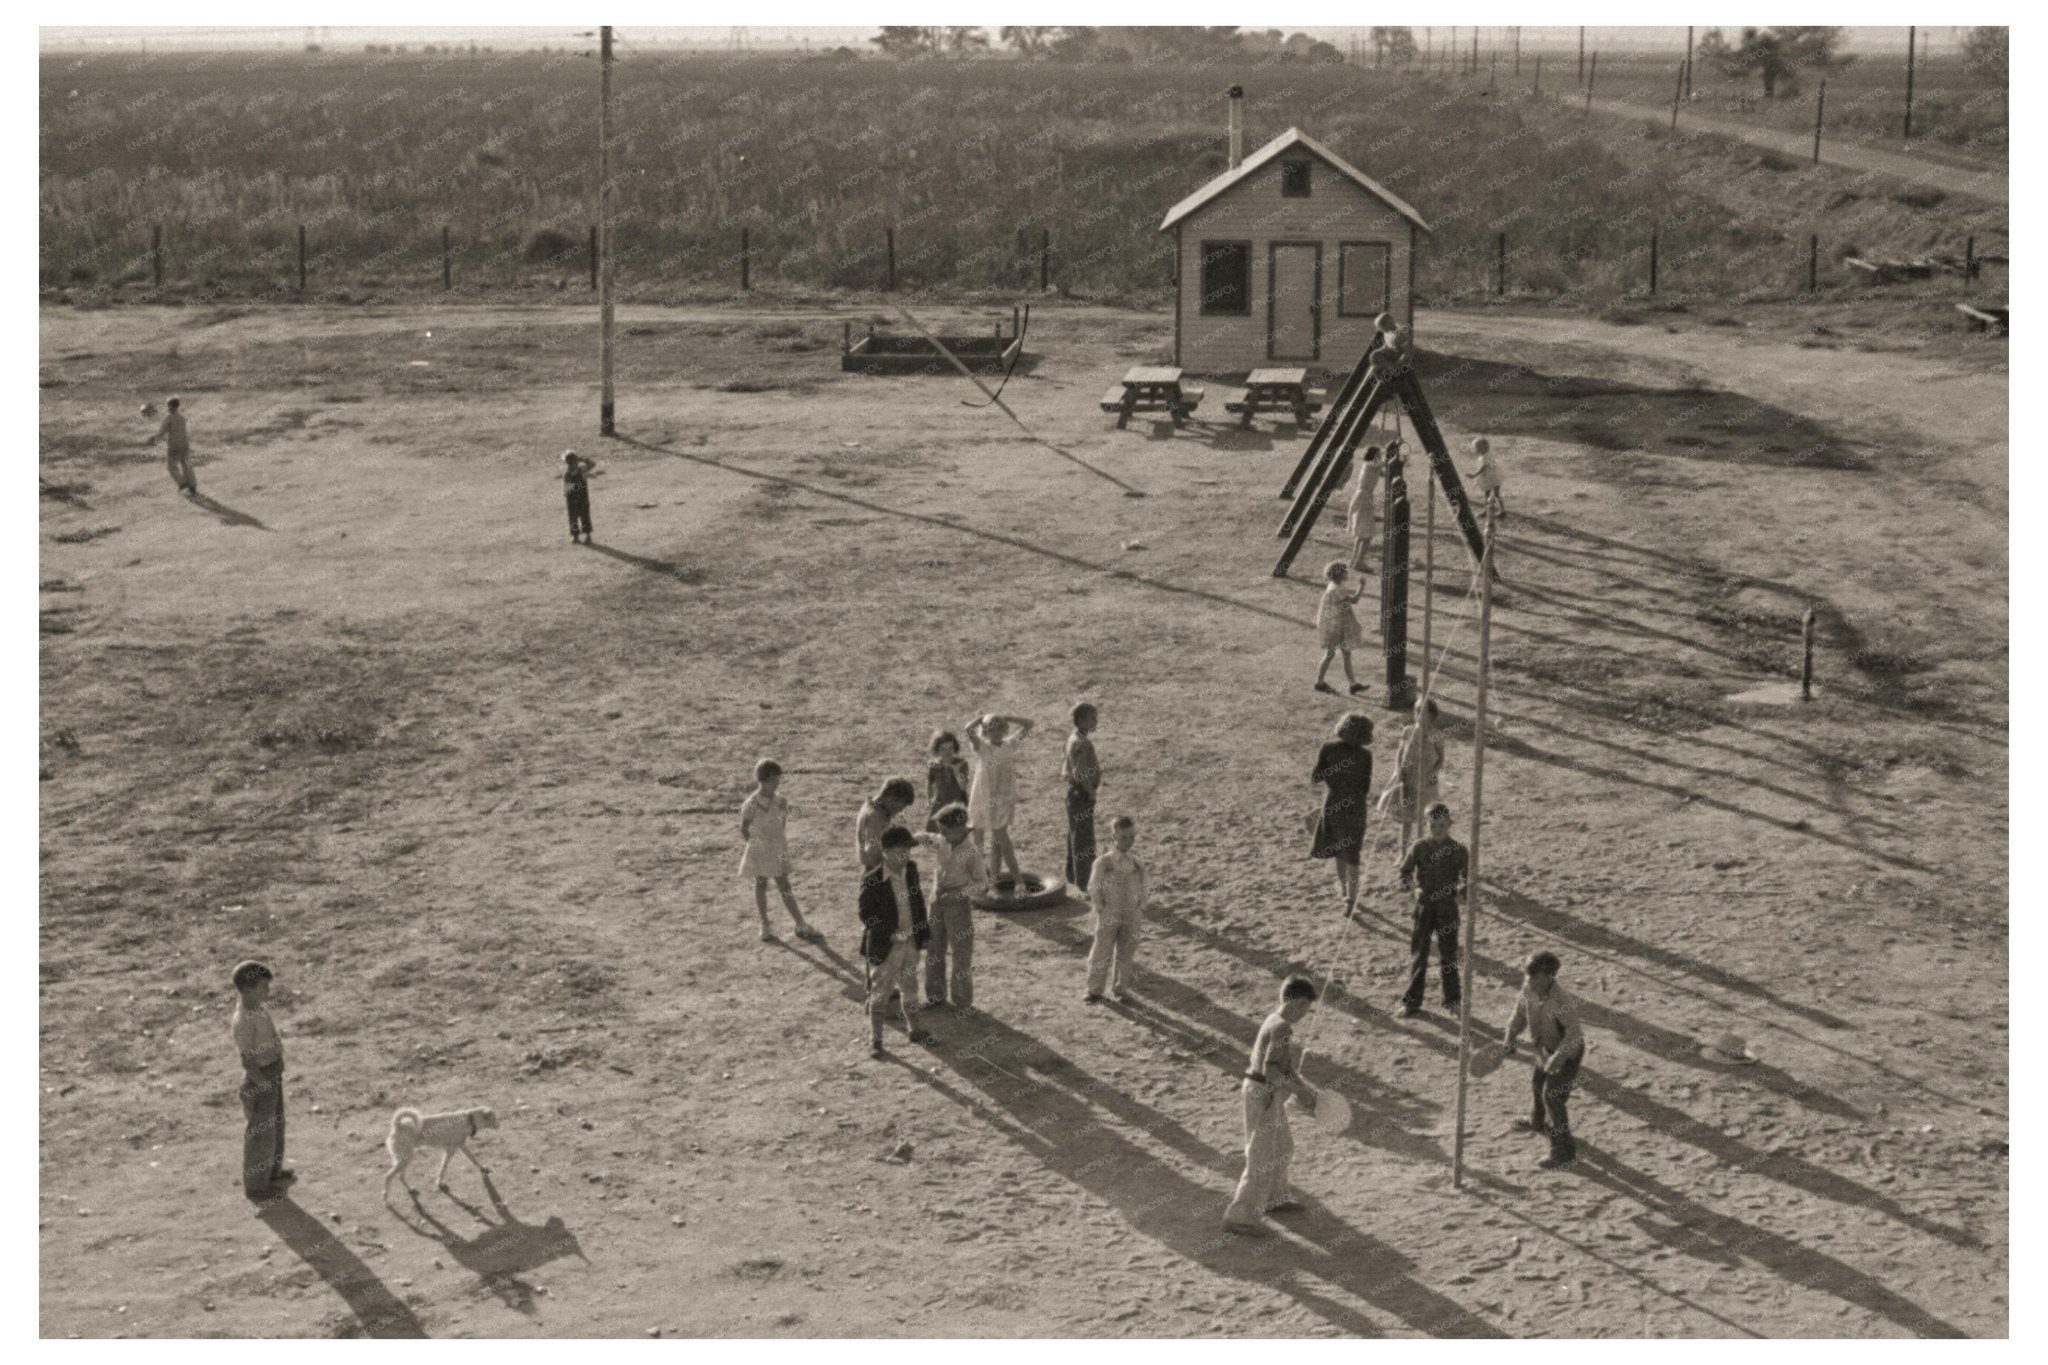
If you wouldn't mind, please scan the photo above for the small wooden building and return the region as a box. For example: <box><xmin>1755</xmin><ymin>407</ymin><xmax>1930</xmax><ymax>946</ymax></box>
<box><xmin>1159</xmin><ymin>112</ymin><xmax>1431</xmax><ymax>377</ymax></box>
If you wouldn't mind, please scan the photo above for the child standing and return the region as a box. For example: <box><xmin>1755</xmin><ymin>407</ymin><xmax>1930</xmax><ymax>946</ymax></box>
<box><xmin>916</xmin><ymin>802</ymin><xmax>988</xmax><ymax>1013</ymax></box>
<box><xmin>1346</xmin><ymin>445</ymin><xmax>1383</xmax><ymax>573</ymax></box>
<box><xmin>925</xmin><ymin>731</ymin><xmax>971</xmax><ymax>833</ymax></box>
<box><xmin>1062</xmin><ymin>703</ymin><xmax>1102</xmax><ymax>893</ymax></box>
<box><xmin>230</xmin><ymin>960</ymin><xmax>294</xmax><ymax>1202</ymax></box>
<box><xmin>147</xmin><ymin>396</ymin><xmax>197</xmax><ymax>497</ymax></box>
<box><xmin>855</xmin><ymin>777</ymin><xmax>918</xmax><ymax>877</ymax></box>
<box><xmin>561</xmin><ymin>448</ymin><xmax>599</xmax><ymax>544</ymax></box>
<box><xmin>1313</xmin><ymin>561</ymin><xmax>1369</xmax><ymax>697</ymax></box>
<box><xmin>966</xmin><ymin>712</ymin><xmax>1034</xmax><ymax>880</ymax></box>
<box><xmin>1466</xmin><ymin>436</ymin><xmax>1505</xmax><ymax>519</ymax></box>
<box><xmin>1223</xmin><ymin>975</ymin><xmax>1320</xmax><ymax>1236</ymax></box>
<box><xmin>858</xmin><ymin>827</ymin><xmax>933</xmax><ymax>1057</ymax></box>
<box><xmin>1084</xmin><ymin>815</ymin><xmax>1146</xmax><ymax>1003</ymax></box>
<box><xmin>738</xmin><ymin>759</ymin><xmax>822</xmax><ymax>944</ymax></box>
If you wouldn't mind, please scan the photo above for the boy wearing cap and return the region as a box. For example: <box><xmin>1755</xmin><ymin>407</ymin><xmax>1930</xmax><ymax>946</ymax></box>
<box><xmin>1501</xmin><ymin>950</ymin><xmax>1585</xmax><ymax>1169</ymax></box>
<box><xmin>561</xmin><ymin>449</ymin><xmax>599</xmax><ymax>544</ymax></box>
<box><xmin>915</xmin><ymin>802</ymin><xmax>987</xmax><ymax>1013</ymax></box>
<box><xmin>1223</xmin><ymin>974</ymin><xmax>1319</xmax><ymax>1236</ymax></box>
<box><xmin>230</xmin><ymin>961</ymin><xmax>294</xmax><ymax>1201</ymax></box>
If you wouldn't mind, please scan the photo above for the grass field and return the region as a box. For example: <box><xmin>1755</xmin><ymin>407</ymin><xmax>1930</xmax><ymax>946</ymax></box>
<box><xmin>40</xmin><ymin>51</ymin><xmax>2005</xmax><ymax>308</ymax></box>
<box><xmin>38</xmin><ymin>289</ymin><xmax>2008</xmax><ymax>1337</ymax></box>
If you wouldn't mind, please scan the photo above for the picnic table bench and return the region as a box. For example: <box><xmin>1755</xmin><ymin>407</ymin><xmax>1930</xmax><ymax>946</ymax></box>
<box><xmin>1223</xmin><ymin>367</ymin><xmax>1323</xmax><ymax>428</ymax></box>
<box><xmin>1100</xmin><ymin>366</ymin><xmax>1204</xmax><ymax>429</ymax></box>
<box><xmin>1955</xmin><ymin>302</ymin><xmax>2008</xmax><ymax>337</ymax></box>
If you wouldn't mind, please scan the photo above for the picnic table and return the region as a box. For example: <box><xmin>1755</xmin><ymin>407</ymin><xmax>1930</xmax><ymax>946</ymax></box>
<box><xmin>1100</xmin><ymin>366</ymin><xmax>1204</xmax><ymax>429</ymax></box>
<box><xmin>1224</xmin><ymin>367</ymin><xmax>1323</xmax><ymax>428</ymax></box>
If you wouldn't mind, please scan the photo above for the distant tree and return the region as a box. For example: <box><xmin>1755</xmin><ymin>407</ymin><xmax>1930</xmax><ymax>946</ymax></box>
<box><xmin>1961</xmin><ymin>27</ymin><xmax>2008</xmax><ymax>84</ymax></box>
<box><xmin>942</xmin><ymin>27</ymin><xmax>990</xmax><ymax>56</ymax></box>
<box><xmin>1723</xmin><ymin>26</ymin><xmax>1846</xmax><ymax>98</ymax></box>
<box><xmin>1369</xmin><ymin>27</ymin><xmax>1417</xmax><ymax>68</ymax></box>
<box><xmin>1001</xmin><ymin>26</ymin><xmax>1052</xmax><ymax>59</ymax></box>
<box><xmin>872</xmin><ymin>26</ymin><xmax>939</xmax><ymax>58</ymax></box>
<box><xmin>1304</xmin><ymin>39</ymin><xmax>1345</xmax><ymax>65</ymax></box>
<box><xmin>1046</xmin><ymin>26</ymin><xmax>1099</xmax><ymax>60</ymax></box>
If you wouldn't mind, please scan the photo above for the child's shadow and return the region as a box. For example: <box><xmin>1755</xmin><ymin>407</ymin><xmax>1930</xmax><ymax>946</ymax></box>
<box><xmin>188</xmin><ymin>490</ymin><xmax>271</xmax><ymax>530</ymax></box>
<box><xmin>391</xmin><ymin>1170</ymin><xmax>587</xmax><ymax>1316</ymax></box>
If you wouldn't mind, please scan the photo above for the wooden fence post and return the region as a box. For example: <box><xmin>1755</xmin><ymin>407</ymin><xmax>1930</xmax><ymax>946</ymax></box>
<box><xmin>297</xmin><ymin>224</ymin><xmax>307</xmax><ymax>293</ymax></box>
<box><xmin>442</xmin><ymin>226</ymin><xmax>452</xmax><ymax>290</ymax></box>
<box><xmin>1813</xmin><ymin>81</ymin><xmax>1826</xmax><ymax>164</ymax></box>
<box><xmin>152</xmin><ymin>224</ymin><xmax>163</xmax><ymax>287</ymax></box>
<box><xmin>1809</xmin><ymin>234</ymin><xmax>1819</xmax><ymax>292</ymax></box>
<box><xmin>886</xmin><ymin>227</ymin><xmax>896</xmax><ymax>290</ymax></box>
<box><xmin>741</xmin><ymin>226</ymin><xmax>750</xmax><ymax>290</ymax></box>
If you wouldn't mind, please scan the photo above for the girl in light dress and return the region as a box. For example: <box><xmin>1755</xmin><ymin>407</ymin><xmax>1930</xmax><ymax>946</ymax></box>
<box><xmin>1347</xmin><ymin>445</ymin><xmax>1383</xmax><ymax>573</ymax></box>
<box><xmin>965</xmin><ymin>712</ymin><xmax>1034</xmax><ymax>881</ymax></box>
<box><xmin>1312</xmin><ymin>561</ymin><xmax>1369</xmax><ymax>697</ymax></box>
<box><xmin>739</xmin><ymin>758</ymin><xmax>822</xmax><ymax>944</ymax></box>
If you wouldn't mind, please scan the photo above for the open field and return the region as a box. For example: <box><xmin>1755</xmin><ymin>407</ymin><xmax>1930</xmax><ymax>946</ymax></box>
<box><xmin>39</xmin><ymin>292</ymin><xmax>2007</xmax><ymax>1337</ymax></box>
<box><xmin>40</xmin><ymin>51</ymin><xmax>2004</xmax><ymax>309</ymax></box>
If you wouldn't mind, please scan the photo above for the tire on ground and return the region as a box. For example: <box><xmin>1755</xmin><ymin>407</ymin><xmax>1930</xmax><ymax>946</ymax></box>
<box><xmin>969</xmin><ymin>870</ymin><xmax>1069</xmax><ymax>912</ymax></box>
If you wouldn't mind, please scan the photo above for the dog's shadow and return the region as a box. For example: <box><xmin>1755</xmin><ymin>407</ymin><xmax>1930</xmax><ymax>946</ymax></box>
<box><xmin>390</xmin><ymin>1170</ymin><xmax>587</xmax><ymax>1316</ymax></box>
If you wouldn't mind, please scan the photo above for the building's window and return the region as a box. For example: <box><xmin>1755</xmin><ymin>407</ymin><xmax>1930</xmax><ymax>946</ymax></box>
<box><xmin>1199</xmin><ymin>241</ymin><xmax>1252</xmax><ymax>316</ymax></box>
<box><xmin>1281</xmin><ymin>161</ymin><xmax>1312</xmax><ymax>197</ymax></box>
<box><xmin>1338</xmin><ymin>241</ymin><xmax>1392</xmax><ymax>317</ymax></box>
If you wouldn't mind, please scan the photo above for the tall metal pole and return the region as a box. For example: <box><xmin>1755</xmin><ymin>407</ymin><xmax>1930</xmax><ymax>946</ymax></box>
<box><xmin>599</xmin><ymin>23</ymin><xmax>616</xmax><ymax>436</ymax></box>
<box><xmin>1408</xmin><ymin>467</ymin><xmax>1437</xmax><ymax>856</ymax></box>
<box><xmin>1451</xmin><ymin>505</ymin><xmax>1497</xmax><ymax>1191</ymax></box>
<box><xmin>1904</xmin><ymin>26</ymin><xmax>1916</xmax><ymax>142</ymax></box>
<box><xmin>1814</xmin><ymin>80</ymin><xmax>1826</xmax><ymax>163</ymax></box>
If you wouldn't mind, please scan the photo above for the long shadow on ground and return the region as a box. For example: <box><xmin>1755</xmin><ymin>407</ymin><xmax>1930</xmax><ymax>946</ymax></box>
<box><xmin>256</xmin><ymin>1197</ymin><xmax>427</xmax><ymax>1338</ymax></box>
<box><xmin>916</xmin><ymin>1006</ymin><xmax>1504</xmax><ymax>1338</ymax></box>
<box><xmin>390</xmin><ymin>1171</ymin><xmax>586</xmax><ymax>1317</ymax></box>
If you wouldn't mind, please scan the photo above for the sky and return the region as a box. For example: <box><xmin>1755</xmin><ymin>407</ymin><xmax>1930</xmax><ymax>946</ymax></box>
<box><xmin>37</xmin><ymin>24</ymin><xmax>1969</xmax><ymax>56</ymax></box>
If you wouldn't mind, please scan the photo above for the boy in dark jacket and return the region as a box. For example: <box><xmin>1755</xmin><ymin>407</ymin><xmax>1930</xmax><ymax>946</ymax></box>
<box><xmin>858</xmin><ymin>826</ymin><xmax>932</xmax><ymax>1058</ymax></box>
<box><xmin>561</xmin><ymin>448</ymin><xmax>599</xmax><ymax>544</ymax></box>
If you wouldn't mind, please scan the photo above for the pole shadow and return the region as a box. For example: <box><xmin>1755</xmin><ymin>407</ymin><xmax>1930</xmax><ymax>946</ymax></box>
<box><xmin>390</xmin><ymin>1170</ymin><xmax>587</xmax><ymax>1317</ymax></box>
<box><xmin>1572</xmin><ymin>1145</ymin><xmax>1970</xmax><ymax>1337</ymax></box>
<box><xmin>612</xmin><ymin>435</ymin><xmax>1311</xmax><ymax>631</ymax></box>
<box><xmin>188</xmin><ymin>490</ymin><xmax>271</xmax><ymax>530</ymax></box>
<box><xmin>584</xmin><ymin>540</ymin><xmax>703</xmax><ymax>583</ymax></box>
<box><xmin>919</xmin><ymin>1007</ymin><xmax>1505</xmax><ymax>1338</ymax></box>
<box><xmin>256</xmin><ymin>1197</ymin><xmax>428</xmax><ymax>1338</ymax></box>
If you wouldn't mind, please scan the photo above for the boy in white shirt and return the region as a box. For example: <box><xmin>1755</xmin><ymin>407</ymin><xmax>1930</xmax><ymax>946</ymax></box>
<box><xmin>230</xmin><ymin>960</ymin><xmax>294</xmax><ymax>1201</ymax></box>
<box><xmin>916</xmin><ymin>802</ymin><xmax>988</xmax><ymax>1013</ymax></box>
<box><xmin>1084</xmin><ymin>816</ymin><xmax>1147</xmax><ymax>1003</ymax></box>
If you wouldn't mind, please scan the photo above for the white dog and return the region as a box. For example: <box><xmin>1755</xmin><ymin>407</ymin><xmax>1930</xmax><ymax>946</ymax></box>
<box><xmin>384</xmin><ymin>1106</ymin><xmax>499</xmax><ymax>1193</ymax></box>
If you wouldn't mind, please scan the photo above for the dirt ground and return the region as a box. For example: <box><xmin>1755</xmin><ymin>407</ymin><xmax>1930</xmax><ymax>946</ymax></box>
<box><xmin>39</xmin><ymin>294</ymin><xmax>2007</xmax><ymax>1338</ymax></box>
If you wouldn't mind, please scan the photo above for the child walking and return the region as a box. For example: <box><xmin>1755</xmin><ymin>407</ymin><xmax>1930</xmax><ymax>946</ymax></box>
<box><xmin>1314</xmin><ymin>561</ymin><xmax>1369</xmax><ymax>697</ymax></box>
<box><xmin>1084</xmin><ymin>815</ymin><xmax>1146</xmax><ymax>1003</ymax></box>
<box><xmin>1223</xmin><ymin>975</ymin><xmax>1320</xmax><ymax>1236</ymax></box>
<box><xmin>738</xmin><ymin>758</ymin><xmax>821</xmax><ymax>944</ymax></box>
<box><xmin>858</xmin><ymin>827</ymin><xmax>933</xmax><ymax>1057</ymax></box>
<box><xmin>147</xmin><ymin>396</ymin><xmax>198</xmax><ymax>497</ymax></box>
<box><xmin>561</xmin><ymin>448</ymin><xmax>599</xmax><ymax>544</ymax></box>
<box><xmin>926</xmin><ymin>730</ymin><xmax>971</xmax><ymax>832</ymax></box>
<box><xmin>966</xmin><ymin>712</ymin><xmax>1034</xmax><ymax>880</ymax></box>
<box><xmin>231</xmin><ymin>960</ymin><xmax>294</xmax><ymax>1202</ymax></box>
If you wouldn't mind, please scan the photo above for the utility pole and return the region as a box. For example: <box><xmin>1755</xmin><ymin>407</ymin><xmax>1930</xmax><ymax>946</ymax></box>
<box><xmin>599</xmin><ymin>23</ymin><xmax>615</xmax><ymax>436</ymax></box>
<box><xmin>1514</xmin><ymin>25</ymin><xmax>1521</xmax><ymax>76</ymax></box>
<box><xmin>1577</xmin><ymin>26</ymin><xmax>1584</xmax><ymax>83</ymax></box>
<box><xmin>1685</xmin><ymin>26</ymin><xmax>1694</xmax><ymax>100</ymax></box>
<box><xmin>1904</xmin><ymin>25</ymin><xmax>1917</xmax><ymax>142</ymax></box>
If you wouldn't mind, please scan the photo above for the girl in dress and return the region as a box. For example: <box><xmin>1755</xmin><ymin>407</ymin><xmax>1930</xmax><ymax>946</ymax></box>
<box><xmin>1311</xmin><ymin>713</ymin><xmax>1375</xmax><ymax>918</ymax></box>
<box><xmin>1347</xmin><ymin>446</ymin><xmax>1383</xmax><ymax>573</ymax></box>
<box><xmin>966</xmin><ymin>712</ymin><xmax>1034</xmax><ymax>881</ymax></box>
<box><xmin>739</xmin><ymin>758</ymin><xmax>822</xmax><ymax>944</ymax></box>
<box><xmin>926</xmin><ymin>730</ymin><xmax>971</xmax><ymax>832</ymax></box>
<box><xmin>1313</xmin><ymin>561</ymin><xmax>1369</xmax><ymax>697</ymax></box>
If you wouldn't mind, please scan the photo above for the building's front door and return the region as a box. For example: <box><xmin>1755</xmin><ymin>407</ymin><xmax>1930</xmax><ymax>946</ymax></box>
<box><xmin>1268</xmin><ymin>242</ymin><xmax>1321</xmax><ymax>362</ymax></box>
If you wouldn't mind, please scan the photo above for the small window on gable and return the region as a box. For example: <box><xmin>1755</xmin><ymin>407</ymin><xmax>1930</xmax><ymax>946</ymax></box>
<box><xmin>1281</xmin><ymin>161</ymin><xmax>1311</xmax><ymax>197</ymax></box>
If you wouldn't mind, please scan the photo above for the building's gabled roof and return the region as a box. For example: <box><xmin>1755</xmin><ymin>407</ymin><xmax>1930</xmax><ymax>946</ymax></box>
<box><xmin>1158</xmin><ymin>126</ymin><xmax>1432</xmax><ymax>235</ymax></box>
